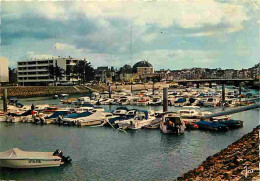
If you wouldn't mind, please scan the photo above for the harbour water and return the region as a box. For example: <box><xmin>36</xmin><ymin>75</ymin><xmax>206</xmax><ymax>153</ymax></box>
<box><xmin>0</xmin><ymin>94</ymin><xmax>259</xmax><ymax>180</ymax></box>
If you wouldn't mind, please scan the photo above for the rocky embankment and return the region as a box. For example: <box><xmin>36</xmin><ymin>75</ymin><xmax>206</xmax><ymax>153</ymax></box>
<box><xmin>178</xmin><ymin>126</ymin><xmax>259</xmax><ymax>181</ymax></box>
<box><xmin>0</xmin><ymin>86</ymin><xmax>91</xmax><ymax>98</ymax></box>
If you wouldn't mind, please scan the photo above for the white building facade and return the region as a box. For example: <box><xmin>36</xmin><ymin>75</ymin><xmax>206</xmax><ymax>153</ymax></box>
<box><xmin>0</xmin><ymin>57</ymin><xmax>9</xmax><ymax>83</ymax></box>
<box><xmin>17</xmin><ymin>57</ymin><xmax>83</xmax><ymax>86</ymax></box>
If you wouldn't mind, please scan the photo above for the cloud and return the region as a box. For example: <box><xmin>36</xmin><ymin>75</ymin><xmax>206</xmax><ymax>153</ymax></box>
<box><xmin>55</xmin><ymin>42</ymin><xmax>85</xmax><ymax>52</ymax></box>
<box><xmin>179</xmin><ymin>32</ymin><xmax>216</xmax><ymax>37</ymax></box>
<box><xmin>142</xmin><ymin>33</ymin><xmax>159</xmax><ymax>42</ymax></box>
<box><xmin>71</xmin><ymin>0</ymin><xmax>249</xmax><ymax>33</ymax></box>
<box><xmin>24</xmin><ymin>52</ymin><xmax>56</xmax><ymax>60</ymax></box>
<box><xmin>1</xmin><ymin>1</ymin><xmax>259</xmax><ymax>70</ymax></box>
<box><xmin>2</xmin><ymin>1</ymin><xmax>250</xmax><ymax>34</ymax></box>
<box><xmin>135</xmin><ymin>49</ymin><xmax>221</xmax><ymax>69</ymax></box>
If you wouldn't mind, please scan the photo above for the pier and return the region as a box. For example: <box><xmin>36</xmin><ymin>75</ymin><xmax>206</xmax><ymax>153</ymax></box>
<box><xmin>202</xmin><ymin>103</ymin><xmax>260</xmax><ymax>119</ymax></box>
<box><xmin>175</xmin><ymin>78</ymin><xmax>254</xmax><ymax>87</ymax></box>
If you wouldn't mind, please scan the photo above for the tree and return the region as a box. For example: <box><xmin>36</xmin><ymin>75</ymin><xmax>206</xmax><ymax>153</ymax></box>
<box><xmin>65</xmin><ymin>65</ymin><xmax>73</xmax><ymax>83</ymax></box>
<box><xmin>47</xmin><ymin>61</ymin><xmax>65</xmax><ymax>86</ymax></box>
<box><xmin>73</xmin><ymin>60</ymin><xmax>95</xmax><ymax>84</ymax></box>
<box><xmin>84</xmin><ymin>62</ymin><xmax>95</xmax><ymax>82</ymax></box>
<box><xmin>120</xmin><ymin>64</ymin><xmax>132</xmax><ymax>74</ymax></box>
<box><xmin>8</xmin><ymin>67</ymin><xmax>18</xmax><ymax>84</ymax></box>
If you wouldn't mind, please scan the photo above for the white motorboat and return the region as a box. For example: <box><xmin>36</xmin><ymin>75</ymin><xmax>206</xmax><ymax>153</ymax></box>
<box><xmin>0</xmin><ymin>148</ymin><xmax>71</xmax><ymax>168</ymax></box>
<box><xmin>113</xmin><ymin>107</ymin><xmax>129</xmax><ymax>117</ymax></box>
<box><xmin>99</xmin><ymin>98</ymin><xmax>114</xmax><ymax>105</ymax></box>
<box><xmin>6</xmin><ymin>115</ymin><xmax>22</xmax><ymax>123</ymax></box>
<box><xmin>137</xmin><ymin>97</ymin><xmax>149</xmax><ymax>106</ymax></box>
<box><xmin>139</xmin><ymin>90</ymin><xmax>148</xmax><ymax>96</ymax></box>
<box><xmin>34</xmin><ymin>104</ymin><xmax>50</xmax><ymax>112</ymax></box>
<box><xmin>113</xmin><ymin>109</ymin><xmax>138</xmax><ymax>125</ymax></box>
<box><xmin>0</xmin><ymin>116</ymin><xmax>7</xmax><ymax>122</ymax></box>
<box><xmin>77</xmin><ymin>96</ymin><xmax>90</xmax><ymax>104</ymax></box>
<box><xmin>149</xmin><ymin>96</ymin><xmax>162</xmax><ymax>106</ymax></box>
<box><xmin>203</xmin><ymin>97</ymin><xmax>220</xmax><ymax>107</ymax></box>
<box><xmin>75</xmin><ymin>111</ymin><xmax>107</xmax><ymax>126</ymax></box>
<box><xmin>160</xmin><ymin>113</ymin><xmax>185</xmax><ymax>134</ymax></box>
<box><xmin>118</xmin><ymin>97</ymin><xmax>129</xmax><ymax>105</ymax></box>
<box><xmin>177</xmin><ymin>106</ymin><xmax>205</xmax><ymax>123</ymax></box>
<box><xmin>118</xmin><ymin>110</ymin><xmax>155</xmax><ymax>130</ymax></box>
<box><xmin>94</xmin><ymin>107</ymin><xmax>105</xmax><ymax>112</ymax></box>
<box><xmin>70</xmin><ymin>106</ymin><xmax>94</xmax><ymax>113</ymax></box>
<box><xmin>59</xmin><ymin>93</ymin><xmax>69</xmax><ymax>98</ymax></box>
<box><xmin>129</xmin><ymin>97</ymin><xmax>139</xmax><ymax>105</ymax></box>
<box><xmin>0</xmin><ymin>112</ymin><xmax>7</xmax><ymax>122</ymax></box>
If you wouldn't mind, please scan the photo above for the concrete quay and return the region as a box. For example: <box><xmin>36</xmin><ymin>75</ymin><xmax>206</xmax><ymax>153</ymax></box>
<box><xmin>0</xmin><ymin>86</ymin><xmax>90</xmax><ymax>98</ymax></box>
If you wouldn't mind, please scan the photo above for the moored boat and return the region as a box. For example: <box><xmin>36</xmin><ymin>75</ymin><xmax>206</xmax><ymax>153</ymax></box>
<box><xmin>0</xmin><ymin>112</ymin><xmax>7</xmax><ymax>122</ymax></box>
<box><xmin>128</xmin><ymin>110</ymin><xmax>155</xmax><ymax>130</ymax></box>
<box><xmin>75</xmin><ymin>111</ymin><xmax>107</xmax><ymax>126</ymax></box>
<box><xmin>62</xmin><ymin>112</ymin><xmax>92</xmax><ymax>126</ymax></box>
<box><xmin>160</xmin><ymin>113</ymin><xmax>186</xmax><ymax>134</ymax></box>
<box><xmin>0</xmin><ymin>148</ymin><xmax>71</xmax><ymax>168</ymax></box>
<box><xmin>113</xmin><ymin>107</ymin><xmax>129</xmax><ymax>117</ymax></box>
<box><xmin>212</xmin><ymin>116</ymin><xmax>243</xmax><ymax>128</ymax></box>
<box><xmin>196</xmin><ymin>120</ymin><xmax>229</xmax><ymax>131</ymax></box>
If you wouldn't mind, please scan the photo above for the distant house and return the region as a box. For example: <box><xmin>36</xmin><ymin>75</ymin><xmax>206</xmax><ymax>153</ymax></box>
<box><xmin>249</xmin><ymin>63</ymin><xmax>260</xmax><ymax>79</ymax></box>
<box><xmin>131</xmin><ymin>60</ymin><xmax>154</xmax><ymax>82</ymax></box>
<box><xmin>154</xmin><ymin>69</ymin><xmax>173</xmax><ymax>81</ymax></box>
<box><xmin>95</xmin><ymin>66</ymin><xmax>109</xmax><ymax>83</ymax></box>
<box><xmin>132</xmin><ymin>60</ymin><xmax>154</xmax><ymax>75</ymax></box>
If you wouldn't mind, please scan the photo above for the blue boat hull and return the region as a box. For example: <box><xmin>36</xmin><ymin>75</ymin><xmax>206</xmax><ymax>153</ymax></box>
<box><xmin>196</xmin><ymin>121</ymin><xmax>229</xmax><ymax>131</ymax></box>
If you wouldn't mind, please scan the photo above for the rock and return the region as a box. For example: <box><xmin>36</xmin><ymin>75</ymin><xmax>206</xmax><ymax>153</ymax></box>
<box><xmin>215</xmin><ymin>163</ymin><xmax>223</xmax><ymax>169</ymax></box>
<box><xmin>224</xmin><ymin>172</ymin><xmax>231</xmax><ymax>180</ymax></box>
<box><xmin>178</xmin><ymin>126</ymin><xmax>259</xmax><ymax>180</ymax></box>
<box><xmin>242</xmin><ymin>161</ymin><xmax>251</xmax><ymax>166</ymax></box>
<box><xmin>233</xmin><ymin>155</ymin><xmax>243</xmax><ymax>165</ymax></box>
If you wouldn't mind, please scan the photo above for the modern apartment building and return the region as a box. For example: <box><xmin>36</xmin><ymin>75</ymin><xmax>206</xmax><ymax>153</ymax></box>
<box><xmin>17</xmin><ymin>56</ymin><xmax>83</xmax><ymax>86</ymax></box>
<box><xmin>0</xmin><ymin>57</ymin><xmax>9</xmax><ymax>83</ymax></box>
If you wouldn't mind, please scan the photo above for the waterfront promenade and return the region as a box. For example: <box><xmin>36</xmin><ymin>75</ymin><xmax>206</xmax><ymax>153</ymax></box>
<box><xmin>0</xmin><ymin>83</ymin><xmax>167</xmax><ymax>98</ymax></box>
<box><xmin>0</xmin><ymin>86</ymin><xmax>90</xmax><ymax>98</ymax></box>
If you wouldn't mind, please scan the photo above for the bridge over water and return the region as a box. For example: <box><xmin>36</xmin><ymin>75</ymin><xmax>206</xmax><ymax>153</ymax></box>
<box><xmin>174</xmin><ymin>78</ymin><xmax>254</xmax><ymax>88</ymax></box>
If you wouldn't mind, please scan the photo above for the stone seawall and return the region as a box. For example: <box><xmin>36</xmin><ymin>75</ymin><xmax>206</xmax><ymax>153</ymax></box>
<box><xmin>0</xmin><ymin>86</ymin><xmax>90</xmax><ymax>98</ymax></box>
<box><xmin>178</xmin><ymin>126</ymin><xmax>259</xmax><ymax>181</ymax></box>
<box><xmin>0</xmin><ymin>83</ymin><xmax>170</xmax><ymax>98</ymax></box>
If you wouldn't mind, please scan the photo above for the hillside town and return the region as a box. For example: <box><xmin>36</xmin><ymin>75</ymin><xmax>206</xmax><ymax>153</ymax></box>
<box><xmin>1</xmin><ymin>56</ymin><xmax>259</xmax><ymax>86</ymax></box>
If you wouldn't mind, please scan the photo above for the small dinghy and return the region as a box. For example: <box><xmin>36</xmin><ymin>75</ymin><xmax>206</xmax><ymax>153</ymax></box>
<box><xmin>0</xmin><ymin>148</ymin><xmax>71</xmax><ymax>168</ymax></box>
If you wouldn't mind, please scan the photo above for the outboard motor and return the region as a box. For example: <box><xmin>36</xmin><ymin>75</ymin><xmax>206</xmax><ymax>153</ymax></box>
<box><xmin>53</xmin><ymin>149</ymin><xmax>63</xmax><ymax>157</ymax></box>
<box><xmin>62</xmin><ymin>156</ymin><xmax>72</xmax><ymax>164</ymax></box>
<box><xmin>57</xmin><ymin>115</ymin><xmax>62</xmax><ymax>125</ymax></box>
<box><xmin>53</xmin><ymin>149</ymin><xmax>72</xmax><ymax>164</ymax></box>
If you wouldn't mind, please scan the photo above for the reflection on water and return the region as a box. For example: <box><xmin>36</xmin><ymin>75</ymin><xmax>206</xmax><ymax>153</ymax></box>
<box><xmin>0</xmin><ymin>166</ymin><xmax>66</xmax><ymax>180</ymax></box>
<box><xmin>0</xmin><ymin>91</ymin><xmax>259</xmax><ymax>180</ymax></box>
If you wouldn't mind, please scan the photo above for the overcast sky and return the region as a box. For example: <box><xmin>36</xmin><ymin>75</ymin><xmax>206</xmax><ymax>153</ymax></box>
<box><xmin>1</xmin><ymin>0</ymin><xmax>259</xmax><ymax>69</ymax></box>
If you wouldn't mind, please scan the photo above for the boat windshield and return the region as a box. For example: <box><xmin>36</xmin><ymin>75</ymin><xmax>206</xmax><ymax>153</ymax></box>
<box><xmin>165</xmin><ymin>117</ymin><xmax>182</xmax><ymax>125</ymax></box>
<box><xmin>179</xmin><ymin>111</ymin><xmax>194</xmax><ymax>114</ymax></box>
